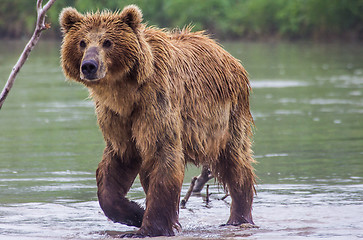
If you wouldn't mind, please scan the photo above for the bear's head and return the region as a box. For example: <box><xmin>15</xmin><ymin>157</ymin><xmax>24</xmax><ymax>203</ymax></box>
<box><xmin>59</xmin><ymin>5</ymin><xmax>152</xmax><ymax>86</ymax></box>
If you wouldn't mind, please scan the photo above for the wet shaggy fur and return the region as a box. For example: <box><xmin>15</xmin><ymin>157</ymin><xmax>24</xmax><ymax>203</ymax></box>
<box><xmin>59</xmin><ymin>5</ymin><xmax>256</xmax><ymax>237</ymax></box>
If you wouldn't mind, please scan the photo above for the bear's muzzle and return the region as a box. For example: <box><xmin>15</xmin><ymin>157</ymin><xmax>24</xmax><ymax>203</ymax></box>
<box><xmin>80</xmin><ymin>46</ymin><xmax>106</xmax><ymax>81</ymax></box>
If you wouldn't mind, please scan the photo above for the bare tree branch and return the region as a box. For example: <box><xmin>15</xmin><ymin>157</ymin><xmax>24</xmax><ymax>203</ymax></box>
<box><xmin>0</xmin><ymin>0</ymin><xmax>57</xmax><ymax>110</ymax></box>
<box><xmin>192</xmin><ymin>165</ymin><xmax>214</xmax><ymax>193</ymax></box>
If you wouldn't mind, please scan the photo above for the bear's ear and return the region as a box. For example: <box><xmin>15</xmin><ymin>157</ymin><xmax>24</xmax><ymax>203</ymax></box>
<box><xmin>59</xmin><ymin>7</ymin><xmax>84</xmax><ymax>33</ymax></box>
<box><xmin>119</xmin><ymin>5</ymin><xmax>143</xmax><ymax>30</ymax></box>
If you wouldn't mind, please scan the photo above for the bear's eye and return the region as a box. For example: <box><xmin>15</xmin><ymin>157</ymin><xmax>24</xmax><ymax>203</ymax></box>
<box><xmin>103</xmin><ymin>39</ymin><xmax>112</xmax><ymax>48</ymax></box>
<box><xmin>79</xmin><ymin>40</ymin><xmax>86</xmax><ymax>49</ymax></box>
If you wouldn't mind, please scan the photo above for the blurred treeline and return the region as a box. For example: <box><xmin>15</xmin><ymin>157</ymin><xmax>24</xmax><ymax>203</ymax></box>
<box><xmin>1</xmin><ymin>0</ymin><xmax>363</xmax><ymax>40</ymax></box>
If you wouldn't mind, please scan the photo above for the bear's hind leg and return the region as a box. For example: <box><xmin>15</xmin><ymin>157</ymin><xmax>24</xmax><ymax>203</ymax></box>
<box><xmin>214</xmin><ymin>142</ymin><xmax>256</xmax><ymax>226</ymax></box>
<box><xmin>96</xmin><ymin>144</ymin><xmax>144</xmax><ymax>227</ymax></box>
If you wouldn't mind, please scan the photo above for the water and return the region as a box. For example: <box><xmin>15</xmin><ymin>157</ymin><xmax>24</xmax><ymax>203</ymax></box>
<box><xmin>0</xmin><ymin>40</ymin><xmax>362</xmax><ymax>239</ymax></box>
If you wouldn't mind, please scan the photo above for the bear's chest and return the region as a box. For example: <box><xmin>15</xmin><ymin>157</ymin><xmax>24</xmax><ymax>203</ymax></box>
<box><xmin>95</xmin><ymin>102</ymin><xmax>134</xmax><ymax>155</ymax></box>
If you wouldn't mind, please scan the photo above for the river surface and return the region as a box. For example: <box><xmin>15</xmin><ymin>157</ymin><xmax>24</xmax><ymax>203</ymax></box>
<box><xmin>0</xmin><ymin>40</ymin><xmax>362</xmax><ymax>240</ymax></box>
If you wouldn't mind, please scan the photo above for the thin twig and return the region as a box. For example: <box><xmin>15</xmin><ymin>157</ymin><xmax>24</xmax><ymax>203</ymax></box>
<box><xmin>220</xmin><ymin>193</ymin><xmax>229</xmax><ymax>201</ymax></box>
<box><xmin>0</xmin><ymin>0</ymin><xmax>57</xmax><ymax>110</ymax></box>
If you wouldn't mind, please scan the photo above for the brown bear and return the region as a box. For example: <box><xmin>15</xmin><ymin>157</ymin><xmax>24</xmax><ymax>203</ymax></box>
<box><xmin>59</xmin><ymin>5</ymin><xmax>256</xmax><ymax>237</ymax></box>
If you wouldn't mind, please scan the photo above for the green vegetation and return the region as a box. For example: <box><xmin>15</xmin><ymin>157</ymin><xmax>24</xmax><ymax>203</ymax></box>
<box><xmin>1</xmin><ymin>0</ymin><xmax>363</xmax><ymax>40</ymax></box>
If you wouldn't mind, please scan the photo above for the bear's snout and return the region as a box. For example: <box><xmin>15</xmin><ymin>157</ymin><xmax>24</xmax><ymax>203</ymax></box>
<box><xmin>81</xmin><ymin>60</ymin><xmax>98</xmax><ymax>79</ymax></box>
<box><xmin>80</xmin><ymin>46</ymin><xmax>106</xmax><ymax>81</ymax></box>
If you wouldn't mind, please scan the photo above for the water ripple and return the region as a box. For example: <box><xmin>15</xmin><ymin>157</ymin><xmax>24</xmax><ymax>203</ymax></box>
<box><xmin>251</xmin><ymin>80</ymin><xmax>309</xmax><ymax>88</ymax></box>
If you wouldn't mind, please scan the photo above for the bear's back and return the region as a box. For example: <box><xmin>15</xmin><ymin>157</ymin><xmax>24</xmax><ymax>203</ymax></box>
<box><xmin>144</xmin><ymin>26</ymin><xmax>250</xmax><ymax>105</ymax></box>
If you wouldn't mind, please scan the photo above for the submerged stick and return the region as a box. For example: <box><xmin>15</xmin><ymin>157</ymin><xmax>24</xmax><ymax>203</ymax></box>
<box><xmin>181</xmin><ymin>166</ymin><xmax>214</xmax><ymax>208</ymax></box>
<box><xmin>181</xmin><ymin>176</ymin><xmax>197</xmax><ymax>208</ymax></box>
<box><xmin>205</xmin><ymin>184</ymin><xmax>210</xmax><ymax>204</ymax></box>
<box><xmin>0</xmin><ymin>0</ymin><xmax>56</xmax><ymax>110</ymax></box>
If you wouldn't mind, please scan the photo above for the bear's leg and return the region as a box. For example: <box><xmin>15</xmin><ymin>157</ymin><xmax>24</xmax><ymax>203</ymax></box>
<box><xmin>96</xmin><ymin>144</ymin><xmax>144</xmax><ymax>227</ymax></box>
<box><xmin>215</xmin><ymin>142</ymin><xmax>256</xmax><ymax>226</ymax></box>
<box><xmin>137</xmin><ymin>149</ymin><xmax>185</xmax><ymax>237</ymax></box>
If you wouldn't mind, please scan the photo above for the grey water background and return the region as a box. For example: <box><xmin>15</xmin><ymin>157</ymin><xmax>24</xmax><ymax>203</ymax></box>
<box><xmin>0</xmin><ymin>40</ymin><xmax>362</xmax><ymax>239</ymax></box>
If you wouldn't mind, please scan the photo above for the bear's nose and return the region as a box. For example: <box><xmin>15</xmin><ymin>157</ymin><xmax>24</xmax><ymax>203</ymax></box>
<box><xmin>81</xmin><ymin>60</ymin><xmax>98</xmax><ymax>78</ymax></box>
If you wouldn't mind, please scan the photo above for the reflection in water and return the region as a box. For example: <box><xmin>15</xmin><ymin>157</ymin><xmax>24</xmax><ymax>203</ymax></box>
<box><xmin>0</xmin><ymin>40</ymin><xmax>362</xmax><ymax>239</ymax></box>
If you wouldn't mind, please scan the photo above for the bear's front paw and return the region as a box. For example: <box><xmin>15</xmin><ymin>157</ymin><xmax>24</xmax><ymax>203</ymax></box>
<box><xmin>221</xmin><ymin>222</ymin><xmax>259</xmax><ymax>229</ymax></box>
<box><xmin>136</xmin><ymin>225</ymin><xmax>175</xmax><ymax>237</ymax></box>
<box><xmin>222</xmin><ymin>215</ymin><xmax>253</xmax><ymax>226</ymax></box>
